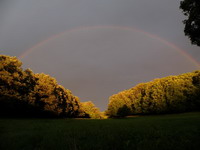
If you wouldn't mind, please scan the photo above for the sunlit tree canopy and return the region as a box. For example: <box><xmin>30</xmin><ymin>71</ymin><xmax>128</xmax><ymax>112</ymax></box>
<box><xmin>107</xmin><ymin>70</ymin><xmax>200</xmax><ymax>117</ymax></box>
<box><xmin>0</xmin><ymin>55</ymin><xmax>83</xmax><ymax>117</ymax></box>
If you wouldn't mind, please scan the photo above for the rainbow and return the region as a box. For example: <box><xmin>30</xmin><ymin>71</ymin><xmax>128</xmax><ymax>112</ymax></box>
<box><xmin>19</xmin><ymin>25</ymin><xmax>200</xmax><ymax>68</ymax></box>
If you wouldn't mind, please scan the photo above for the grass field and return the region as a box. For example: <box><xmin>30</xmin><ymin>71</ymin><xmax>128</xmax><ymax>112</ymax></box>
<box><xmin>0</xmin><ymin>112</ymin><xmax>200</xmax><ymax>150</ymax></box>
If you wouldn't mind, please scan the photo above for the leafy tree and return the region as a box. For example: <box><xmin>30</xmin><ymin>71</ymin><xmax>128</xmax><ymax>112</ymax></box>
<box><xmin>80</xmin><ymin>101</ymin><xmax>103</xmax><ymax>119</ymax></box>
<box><xmin>0</xmin><ymin>55</ymin><xmax>33</xmax><ymax>100</ymax></box>
<box><xmin>180</xmin><ymin>0</ymin><xmax>200</xmax><ymax>46</ymax></box>
<box><xmin>0</xmin><ymin>55</ymin><xmax>38</xmax><ymax>116</ymax></box>
<box><xmin>0</xmin><ymin>55</ymin><xmax>82</xmax><ymax>118</ymax></box>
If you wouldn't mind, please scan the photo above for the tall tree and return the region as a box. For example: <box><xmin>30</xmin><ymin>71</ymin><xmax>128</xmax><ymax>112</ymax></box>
<box><xmin>0</xmin><ymin>55</ymin><xmax>82</xmax><ymax>117</ymax></box>
<box><xmin>180</xmin><ymin>0</ymin><xmax>200</xmax><ymax>46</ymax></box>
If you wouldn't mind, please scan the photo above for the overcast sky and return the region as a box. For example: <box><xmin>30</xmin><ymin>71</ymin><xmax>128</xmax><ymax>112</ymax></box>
<box><xmin>0</xmin><ymin>0</ymin><xmax>199</xmax><ymax>110</ymax></box>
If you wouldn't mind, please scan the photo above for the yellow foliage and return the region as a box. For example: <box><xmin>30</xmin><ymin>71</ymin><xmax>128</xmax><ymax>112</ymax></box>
<box><xmin>80</xmin><ymin>101</ymin><xmax>104</xmax><ymax>119</ymax></box>
<box><xmin>107</xmin><ymin>70</ymin><xmax>200</xmax><ymax>117</ymax></box>
<box><xmin>0</xmin><ymin>55</ymin><xmax>82</xmax><ymax>117</ymax></box>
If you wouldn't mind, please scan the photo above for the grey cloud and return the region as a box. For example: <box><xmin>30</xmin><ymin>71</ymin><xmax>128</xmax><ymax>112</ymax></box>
<box><xmin>0</xmin><ymin>0</ymin><xmax>199</xmax><ymax>110</ymax></box>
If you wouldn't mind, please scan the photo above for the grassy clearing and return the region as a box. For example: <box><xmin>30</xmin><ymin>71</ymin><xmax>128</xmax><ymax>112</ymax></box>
<box><xmin>0</xmin><ymin>112</ymin><xmax>200</xmax><ymax>150</ymax></box>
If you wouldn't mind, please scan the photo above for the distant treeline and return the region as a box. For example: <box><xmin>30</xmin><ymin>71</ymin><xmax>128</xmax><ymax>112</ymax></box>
<box><xmin>0</xmin><ymin>55</ymin><xmax>103</xmax><ymax>118</ymax></box>
<box><xmin>106</xmin><ymin>71</ymin><xmax>200</xmax><ymax>117</ymax></box>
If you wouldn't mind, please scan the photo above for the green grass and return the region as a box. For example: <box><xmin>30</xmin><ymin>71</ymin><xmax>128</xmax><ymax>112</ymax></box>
<box><xmin>0</xmin><ymin>112</ymin><xmax>200</xmax><ymax>150</ymax></box>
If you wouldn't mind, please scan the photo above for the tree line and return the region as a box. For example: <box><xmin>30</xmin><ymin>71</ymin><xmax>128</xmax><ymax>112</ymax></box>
<box><xmin>0</xmin><ymin>55</ymin><xmax>103</xmax><ymax>118</ymax></box>
<box><xmin>106</xmin><ymin>71</ymin><xmax>200</xmax><ymax>117</ymax></box>
<box><xmin>1</xmin><ymin>55</ymin><xmax>200</xmax><ymax>118</ymax></box>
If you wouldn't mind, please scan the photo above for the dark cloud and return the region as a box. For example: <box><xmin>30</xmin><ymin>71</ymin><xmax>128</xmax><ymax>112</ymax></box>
<box><xmin>21</xmin><ymin>27</ymin><xmax>199</xmax><ymax>110</ymax></box>
<box><xmin>0</xmin><ymin>0</ymin><xmax>199</xmax><ymax>110</ymax></box>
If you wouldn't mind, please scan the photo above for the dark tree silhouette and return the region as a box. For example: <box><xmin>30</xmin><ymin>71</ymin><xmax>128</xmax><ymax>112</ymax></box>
<box><xmin>117</xmin><ymin>105</ymin><xmax>131</xmax><ymax>117</ymax></box>
<box><xmin>180</xmin><ymin>0</ymin><xmax>200</xmax><ymax>46</ymax></box>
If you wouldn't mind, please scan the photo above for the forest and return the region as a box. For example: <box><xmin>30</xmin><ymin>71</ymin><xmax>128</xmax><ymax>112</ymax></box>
<box><xmin>0</xmin><ymin>55</ymin><xmax>102</xmax><ymax>118</ymax></box>
<box><xmin>0</xmin><ymin>54</ymin><xmax>200</xmax><ymax>118</ymax></box>
<box><xmin>107</xmin><ymin>70</ymin><xmax>200</xmax><ymax>117</ymax></box>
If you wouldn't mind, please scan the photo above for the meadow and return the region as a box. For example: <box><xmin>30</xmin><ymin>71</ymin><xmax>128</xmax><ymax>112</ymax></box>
<box><xmin>0</xmin><ymin>112</ymin><xmax>200</xmax><ymax>150</ymax></box>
